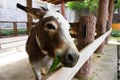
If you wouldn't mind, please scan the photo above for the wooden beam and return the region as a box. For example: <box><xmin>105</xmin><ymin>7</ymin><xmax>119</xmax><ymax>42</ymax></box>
<box><xmin>13</xmin><ymin>22</ymin><xmax>17</xmax><ymax>36</ymax></box>
<box><xmin>27</xmin><ymin>0</ymin><xmax>32</xmax><ymax>35</ymax></box>
<box><xmin>0</xmin><ymin>26</ymin><xmax>1</xmax><ymax>38</ymax></box>
<box><xmin>61</xmin><ymin>0</ymin><xmax>66</xmax><ymax>19</ymax></box>
<box><xmin>42</xmin><ymin>0</ymin><xmax>84</xmax><ymax>4</ymax></box>
<box><xmin>44</xmin><ymin>29</ymin><xmax>112</xmax><ymax>80</ymax></box>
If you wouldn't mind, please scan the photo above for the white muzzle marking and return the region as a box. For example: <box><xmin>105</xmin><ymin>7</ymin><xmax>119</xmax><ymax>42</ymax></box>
<box><xmin>36</xmin><ymin>35</ymin><xmax>48</xmax><ymax>55</ymax></box>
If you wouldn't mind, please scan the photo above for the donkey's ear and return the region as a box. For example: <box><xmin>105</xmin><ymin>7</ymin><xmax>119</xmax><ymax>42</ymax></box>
<box><xmin>17</xmin><ymin>3</ymin><xmax>47</xmax><ymax>19</ymax></box>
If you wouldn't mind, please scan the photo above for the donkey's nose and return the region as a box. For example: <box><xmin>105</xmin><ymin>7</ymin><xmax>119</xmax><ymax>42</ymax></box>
<box><xmin>66</xmin><ymin>52</ymin><xmax>79</xmax><ymax>67</ymax></box>
<box><xmin>66</xmin><ymin>53</ymin><xmax>74</xmax><ymax>63</ymax></box>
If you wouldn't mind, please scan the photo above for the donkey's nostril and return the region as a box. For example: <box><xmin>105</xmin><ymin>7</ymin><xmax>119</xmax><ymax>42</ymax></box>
<box><xmin>66</xmin><ymin>53</ymin><xmax>74</xmax><ymax>62</ymax></box>
<box><xmin>64</xmin><ymin>52</ymin><xmax>79</xmax><ymax>67</ymax></box>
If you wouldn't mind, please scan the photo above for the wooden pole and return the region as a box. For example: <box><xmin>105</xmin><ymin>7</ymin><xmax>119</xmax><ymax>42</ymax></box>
<box><xmin>105</xmin><ymin>0</ymin><xmax>114</xmax><ymax>44</ymax></box>
<box><xmin>0</xmin><ymin>26</ymin><xmax>1</xmax><ymax>38</ymax></box>
<box><xmin>75</xmin><ymin>16</ymin><xmax>96</xmax><ymax>80</ymax></box>
<box><xmin>95</xmin><ymin>0</ymin><xmax>109</xmax><ymax>53</ymax></box>
<box><xmin>61</xmin><ymin>0</ymin><xmax>66</xmax><ymax>19</ymax></box>
<box><xmin>13</xmin><ymin>22</ymin><xmax>17</xmax><ymax>36</ymax></box>
<box><xmin>27</xmin><ymin>0</ymin><xmax>32</xmax><ymax>35</ymax></box>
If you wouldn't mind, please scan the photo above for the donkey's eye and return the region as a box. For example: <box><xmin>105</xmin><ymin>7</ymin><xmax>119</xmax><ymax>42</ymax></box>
<box><xmin>45</xmin><ymin>23</ymin><xmax>56</xmax><ymax>30</ymax></box>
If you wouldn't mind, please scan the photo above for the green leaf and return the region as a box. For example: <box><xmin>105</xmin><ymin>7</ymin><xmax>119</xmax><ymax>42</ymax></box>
<box><xmin>114</xmin><ymin>0</ymin><xmax>120</xmax><ymax>10</ymax></box>
<box><xmin>66</xmin><ymin>0</ymin><xmax>98</xmax><ymax>13</ymax></box>
<box><xmin>48</xmin><ymin>56</ymin><xmax>60</xmax><ymax>74</ymax></box>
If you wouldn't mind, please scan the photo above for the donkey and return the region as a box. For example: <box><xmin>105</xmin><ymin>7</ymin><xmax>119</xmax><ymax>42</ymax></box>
<box><xmin>17</xmin><ymin>3</ymin><xmax>79</xmax><ymax>80</ymax></box>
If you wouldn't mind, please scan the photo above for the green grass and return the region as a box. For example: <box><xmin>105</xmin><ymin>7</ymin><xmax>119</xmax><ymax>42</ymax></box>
<box><xmin>1</xmin><ymin>29</ymin><xmax>13</xmax><ymax>36</ymax></box>
<box><xmin>1</xmin><ymin>29</ymin><xmax>27</xmax><ymax>36</ymax></box>
<box><xmin>110</xmin><ymin>36</ymin><xmax>120</xmax><ymax>41</ymax></box>
<box><xmin>17</xmin><ymin>29</ymin><xmax>27</xmax><ymax>34</ymax></box>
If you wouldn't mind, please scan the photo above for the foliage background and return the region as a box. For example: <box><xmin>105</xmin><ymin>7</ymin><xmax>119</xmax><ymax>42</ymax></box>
<box><xmin>66</xmin><ymin>0</ymin><xmax>98</xmax><ymax>14</ymax></box>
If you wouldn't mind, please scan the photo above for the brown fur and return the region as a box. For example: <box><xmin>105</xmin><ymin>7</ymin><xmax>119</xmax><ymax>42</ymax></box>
<box><xmin>26</xmin><ymin>16</ymin><xmax>65</xmax><ymax>61</ymax></box>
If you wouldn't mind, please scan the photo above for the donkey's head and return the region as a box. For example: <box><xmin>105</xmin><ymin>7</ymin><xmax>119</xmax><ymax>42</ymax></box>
<box><xmin>17</xmin><ymin>3</ymin><xmax>79</xmax><ymax>67</ymax></box>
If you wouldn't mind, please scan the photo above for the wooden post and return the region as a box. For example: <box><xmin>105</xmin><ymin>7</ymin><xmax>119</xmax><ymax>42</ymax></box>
<box><xmin>0</xmin><ymin>26</ymin><xmax>1</xmax><ymax>38</ymax></box>
<box><xmin>75</xmin><ymin>16</ymin><xmax>96</xmax><ymax>80</ymax></box>
<box><xmin>61</xmin><ymin>0</ymin><xmax>66</xmax><ymax>19</ymax></box>
<box><xmin>27</xmin><ymin>0</ymin><xmax>32</xmax><ymax>35</ymax></box>
<box><xmin>0</xmin><ymin>26</ymin><xmax>1</xmax><ymax>49</ymax></box>
<box><xmin>95</xmin><ymin>0</ymin><xmax>109</xmax><ymax>53</ymax></box>
<box><xmin>13</xmin><ymin>22</ymin><xmax>17</xmax><ymax>36</ymax></box>
<box><xmin>105</xmin><ymin>0</ymin><xmax>114</xmax><ymax>44</ymax></box>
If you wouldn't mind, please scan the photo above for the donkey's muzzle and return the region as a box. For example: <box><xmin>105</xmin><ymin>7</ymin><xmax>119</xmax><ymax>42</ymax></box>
<box><xmin>61</xmin><ymin>51</ymin><xmax>79</xmax><ymax>67</ymax></box>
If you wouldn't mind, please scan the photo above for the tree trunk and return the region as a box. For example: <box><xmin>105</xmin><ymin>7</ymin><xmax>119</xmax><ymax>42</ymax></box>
<box><xmin>95</xmin><ymin>0</ymin><xmax>109</xmax><ymax>53</ymax></box>
<box><xmin>105</xmin><ymin>0</ymin><xmax>114</xmax><ymax>44</ymax></box>
<box><xmin>75</xmin><ymin>16</ymin><xmax>96</xmax><ymax>80</ymax></box>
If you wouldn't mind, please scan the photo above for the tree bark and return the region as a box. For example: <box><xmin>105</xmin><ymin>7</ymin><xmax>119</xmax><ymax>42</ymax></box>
<box><xmin>75</xmin><ymin>16</ymin><xmax>96</xmax><ymax>80</ymax></box>
<box><xmin>95</xmin><ymin>0</ymin><xmax>109</xmax><ymax>53</ymax></box>
<box><xmin>105</xmin><ymin>0</ymin><xmax>114</xmax><ymax>44</ymax></box>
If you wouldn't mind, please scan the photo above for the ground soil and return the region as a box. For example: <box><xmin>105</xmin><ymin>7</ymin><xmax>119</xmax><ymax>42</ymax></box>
<box><xmin>92</xmin><ymin>44</ymin><xmax>117</xmax><ymax>80</ymax></box>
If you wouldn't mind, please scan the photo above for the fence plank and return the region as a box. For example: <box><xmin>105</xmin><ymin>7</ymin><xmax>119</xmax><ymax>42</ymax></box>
<box><xmin>0</xmin><ymin>27</ymin><xmax>1</xmax><ymax>38</ymax></box>
<box><xmin>0</xmin><ymin>21</ymin><xmax>27</xmax><ymax>37</ymax></box>
<box><xmin>45</xmin><ymin>29</ymin><xmax>112</xmax><ymax>80</ymax></box>
<box><xmin>13</xmin><ymin>22</ymin><xmax>17</xmax><ymax>36</ymax></box>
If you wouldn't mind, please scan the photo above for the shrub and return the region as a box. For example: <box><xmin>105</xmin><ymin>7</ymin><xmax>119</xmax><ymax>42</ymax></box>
<box><xmin>1</xmin><ymin>28</ymin><xmax>27</xmax><ymax>36</ymax></box>
<box><xmin>1</xmin><ymin>29</ymin><xmax>13</xmax><ymax>36</ymax></box>
<box><xmin>17</xmin><ymin>29</ymin><xmax>27</xmax><ymax>34</ymax></box>
<box><xmin>111</xmin><ymin>30</ymin><xmax>120</xmax><ymax>37</ymax></box>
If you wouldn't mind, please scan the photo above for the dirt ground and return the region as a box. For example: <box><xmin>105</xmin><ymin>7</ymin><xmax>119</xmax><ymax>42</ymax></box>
<box><xmin>92</xmin><ymin>44</ymin><xmax>117</xmax><ymax>80</ymax></box>
<box><xmin>0</xmin><ymin>44</ymin><xmax>117</xmax><ymax>80</ymax></box>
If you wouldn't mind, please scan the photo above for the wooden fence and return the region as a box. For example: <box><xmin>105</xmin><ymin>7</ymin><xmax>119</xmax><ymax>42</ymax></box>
<box><xmin>43</xmin><ymin>29</ymin><xmax>112</xmax><ymax>80</ymax></box>
<box><xmin>0</xmin><ymin>21</ymin><xmax>112</xmax><ymax>79</ymax></box>
<box><xmin>0</xmin><ymin>21</ymin><xmax>28</xmax><ymax>37</ymax></box>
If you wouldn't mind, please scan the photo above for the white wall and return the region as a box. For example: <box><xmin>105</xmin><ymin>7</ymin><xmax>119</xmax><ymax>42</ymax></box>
<box><xmin>0</xmin><ymin>0</ymin><xmax>40</xmax><ymax>21</ymax></box>
<box><xmin>0</xmin><ymin>0</ymin><xmax>79</xmax><ymax>22</ymax></box>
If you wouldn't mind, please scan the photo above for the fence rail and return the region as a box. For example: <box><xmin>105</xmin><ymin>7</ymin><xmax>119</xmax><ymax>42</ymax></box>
<box><xmin>0</xmin><ymin>21</ymin><xmax>28</xmax><ymax>37</ymax></box>
<box><xmin>0</xmin><ymin>21</ymin><xmax>78</xmax><ymax>38</ymax></box>
<box><xmin>43</xmin><ymin>29</ymin><xmax>112</xmax><ymax>80</ymax></box>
